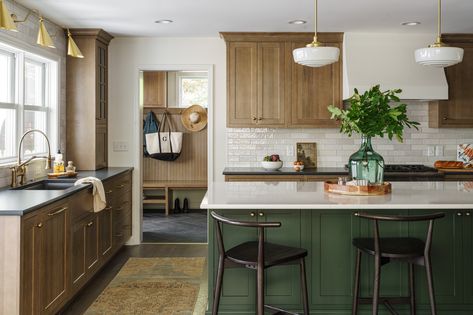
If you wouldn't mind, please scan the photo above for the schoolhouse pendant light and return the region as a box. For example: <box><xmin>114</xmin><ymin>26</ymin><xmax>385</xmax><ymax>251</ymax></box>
<box><xmin>415</xmin><ymin>0</ymin><xmax>463</xmax><ymax>68</ymax></box>
<box><xmin>0</xmin><ymin>0</ymin><xmax>17</xmax><ymax>31</ymax></box>
<box><xmin>292</xmin><ymin>0</ymin><xmax>339</xmax><ymax>67</ymax></box>
<box><xmin>67</xmin><ymin>29</ymin><xmax>84</xmax><ymax>58</ymax></box>
<box><xmin>37</xmin><ymin>16</ymin><xmax>55</xmax><ymax>48</ymax></box>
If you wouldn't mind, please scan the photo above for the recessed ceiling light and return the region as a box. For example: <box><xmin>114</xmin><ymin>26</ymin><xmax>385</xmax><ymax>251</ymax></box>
<box><xmin>289</xmin><ymin>20</ymin><xmax>307</xmax><ymax>25</ymax></box>
<box><xmin>401</xmin><ymin>21</ymin><xmax>421</xmax><ymax>26</ymax></box>
<box><xmin>155</xmin><ymin>19</ymin><xmax>173</xmax><ymax>24</ymax></box>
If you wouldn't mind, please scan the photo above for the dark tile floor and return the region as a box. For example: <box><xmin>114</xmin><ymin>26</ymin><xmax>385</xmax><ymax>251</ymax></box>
<box><xmin>143</xmin><ymin>210</ymin><xmax>208</xmax><ymax>243</ymax></box>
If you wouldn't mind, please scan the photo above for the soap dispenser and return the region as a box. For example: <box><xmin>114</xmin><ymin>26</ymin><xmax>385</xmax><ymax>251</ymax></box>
<box><xmin>54</xmin><ymin>150</ymin><xmax>65</xmax><ymax>173</ymax></box>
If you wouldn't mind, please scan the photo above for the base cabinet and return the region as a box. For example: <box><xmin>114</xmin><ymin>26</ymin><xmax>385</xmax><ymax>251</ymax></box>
<box><xmin>20</xmin><ymin>170</ymin><xmax>132</xmax><ymax>315</ymax></box>
<box><xmin>208</xmin><ymin>209</ymin><xmax>473</xmax><ymax>314</ymax></box>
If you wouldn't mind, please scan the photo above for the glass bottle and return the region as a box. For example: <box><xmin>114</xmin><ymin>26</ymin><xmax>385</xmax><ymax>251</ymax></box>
<box><xmin>348</xmin><ymin>136</ymin><xmax>384</xmax><ymax>184</ymax></box>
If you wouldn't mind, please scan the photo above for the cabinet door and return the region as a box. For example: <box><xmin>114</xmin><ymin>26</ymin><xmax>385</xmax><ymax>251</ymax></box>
<box><xmin>95</xmin><ymin>121</ymin><xmax>107</xmax><ymax>169</ymax></box>
<box><xmin>432</xmin><ymin>43</ymin><xmax>473</xmax><ymax>127</ymax></box>
<box><xmin>96</xmin><ymin>41</ymin><xmax>108</xmax><ymax>121</ymax></box>
<box><xmin>257</xmin><ymin>42</ymin><xmax>285</xmax><ymax>127</ymax></box>
<box><xmin>260</xmin><ymin>209</ymin><xmax>302</xmax><ymax>307</ymax></box>
<box><xmin>227</xmin><ymin>42</ymin><xmax>258</xmax><ymax>127</ymax></box>
<box><xmin>462</xmin><ymin>210</ymin><xmax>473</xmax><ymax>304</ymax></box>
<box><xmin>38</xmin><ymin>204</ymin><xmax>70</xmax><ymax>314</ymax></box>
<box><xmin>84</xmin><ymin>215</ymin><xmax>99</xmax><ymax>271</ymax></box>
<box><xmin>310</xmin><ymin>210</ymin><xmax>361</xmax><ymax>306</ymax></box>
<box><xmin>143</xmin><ymin>71</ymin><xmax>167</xmax><ymax>107</ymax></box>
<box><xmin>288</xmin><ymin>41</ymin><xmax>342</xmax><ymax>128</ymax></box>
<box><xmin>98</xmin><ymin>206</ymin><xmax>113</xmax><ymax>259</ymax></box>
<box><xmin>21</xmin><ymin>215</ymin><xmax>42</xmax><ymax>315</ymax></box>
<box><xmin>209</xmin><ymin>210</ymin><xmax>257</xmax><ymax>312</ymax></box>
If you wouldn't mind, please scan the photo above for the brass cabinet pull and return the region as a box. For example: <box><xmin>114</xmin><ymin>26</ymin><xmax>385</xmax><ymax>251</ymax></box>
<box><xmin>443</xmin><ymin>116</ymin><xmax>448</xmax><ymax>120</ymax></box>
<box><xmin>250</xmin><ymin>212</ymin><xmax>256</xmax><ymax>217</ymax></box>
<box><xmin>257</xmin><ymin>117</ymin><xmax>262</xmax><ymax>121</ymax></box>
<box><xmin>106</xmin><ymin>190</ymin><xmax>113</xmax><ymax>194</ymax></box>
<box><xmin>48</xmin><ymin>207</ymin><xmax>67</xmax><ymax>217</ymax></box>
<box><xmin>466</xmin><ymin>212</ymin><xmax>471</xmax><ymax>216</ymax></box>
<box><xmin>87</xmin><ymin>221</ymin><xmax>94</xmax><ymax>227</ymax></box>
<box><xmin>258</xmin><ymin>212</ymin><xmax>264</xmax><ymax>217</ymax></box>
<box><xmin>457</xmin><ymin>212</ymin><xmax>463</xmax><ymax>216</ymax></box>
<box><xmin>354</xmin><ymin>212</ymin><xmax>359</xmax><ymax>216</ymax></box>
<box><xmin>37</xmin><ymin>222</ymin><xmax>43</xmax><ymax>228</ymax></box>
<box><xmin>114</xmin><ymin>233</ymin><xmax>123</xmax><ymax>237</ymax></box>
<box><xmin>105</xmin><ymin>206</ymin><xmax>113</xmax><ymax>210</ymax></box>
<box><xmin>117</xmin><ymin>184</ymin><xmax>125</xmax><ymax>189</ymax></box>
<box><xmin>252</xmin><ymin>116</ymin><xmax>257</xmax><ymax>121</ymax></box>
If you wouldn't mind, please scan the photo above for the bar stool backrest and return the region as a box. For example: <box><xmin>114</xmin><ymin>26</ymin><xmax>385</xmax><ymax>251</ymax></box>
<box><xmin>354</xmin><ymin>212</ymin><xmax>445</xmax><ymax>257</ymax></box>
<box><xmin>210</xmin><ymin>211</ymin><xmax>281</xmax><ymax>262</ymax></box>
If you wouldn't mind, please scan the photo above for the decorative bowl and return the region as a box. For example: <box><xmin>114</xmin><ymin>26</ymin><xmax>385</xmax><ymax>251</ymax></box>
<box><xmin>261</xmin><ymin>161</ymin><xmax>283</xmax><ymax>171</ymax></box>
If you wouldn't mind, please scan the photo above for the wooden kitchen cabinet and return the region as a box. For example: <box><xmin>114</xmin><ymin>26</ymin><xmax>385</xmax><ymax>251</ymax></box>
<box><xmin>67</xmin><ymin>29</ymin><xmax>113</xmax><ymax>170</ymax></box>
<box><xmin>21</xmin><ymin>201</ymin><xmax>70</xmax><ymax>315</ymax></box>
<box><xmin>19</xmin><ymin>170</ymin><xmax>132</xmax><ymax>315</ymax></box>
<box><xmin>429</xmin><ymin>34</ymin><xmax>473</xmax><ymax>128</ymax></box>
<box><xmin>223</xmin><ymin>32</ymin><xmax>343</xmax><ymax>128</ymax></box>
<box><xmin>143</xmin><ymin>71</ymin><xmax>167</xmax><ymax>107</ymax></box>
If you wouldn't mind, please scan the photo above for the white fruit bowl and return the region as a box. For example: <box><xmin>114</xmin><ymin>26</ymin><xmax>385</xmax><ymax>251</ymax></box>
<box><xmin>262</xmin><ymin>161</ymin><xmax>283</xmax><ymax>171</ymax></box>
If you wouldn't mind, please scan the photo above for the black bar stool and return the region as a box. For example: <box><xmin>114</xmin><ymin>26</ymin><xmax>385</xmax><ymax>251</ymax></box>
<box><xmin>351</xmin><ymin>212</ymin><xmax>445</xmax><ymax>315</ymax></box>
<box><xmin>210</xmin><ymin>211</ymin><xmax>310</xmax><ymax>315</ymax></box>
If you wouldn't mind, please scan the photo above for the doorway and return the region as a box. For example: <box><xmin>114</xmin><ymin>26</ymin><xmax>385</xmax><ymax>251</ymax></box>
<box><xmin>138</xmin><ymin>66</ymin><xmax>213</xmax><ymax>244</ymax></box>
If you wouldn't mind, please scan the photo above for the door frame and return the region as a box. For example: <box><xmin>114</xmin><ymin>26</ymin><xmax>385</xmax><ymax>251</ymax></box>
<box><xmin>133</xmin><ymin>64</ymin><xmax>214</xmax><ymax>244</ymax></box>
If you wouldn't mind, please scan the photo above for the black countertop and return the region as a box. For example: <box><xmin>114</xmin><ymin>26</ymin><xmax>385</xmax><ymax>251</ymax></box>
<box><xmin>0</xmin><ymin>167</ymin><xmax>133</xmax><ymax>216</ymax></box>
<box><xmin>223</xmin><ymin>167</ymin><xmax>447</xmax><ymax>181</ymax></box>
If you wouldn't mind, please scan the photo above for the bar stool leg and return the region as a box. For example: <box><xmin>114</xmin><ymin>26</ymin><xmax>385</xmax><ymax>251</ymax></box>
<box><xmin>352</xmin><ymin>249</ymin><xmax>362</xmax><ymax>315</ymax></box>
<box><xmin>372</xmin><ymin>255</ymin><xmax>381</xmax><ymax>315</ymax></box>
<box><xmin>425</xmin><ymin>256</ymin><xmax>437</xmax><ymax>315</ymax></box>
<box><xmin>300</xmin><ymin>258</ymin><xmax>309</xmax><ymax>314</ymax></box>
<box><xmin>408</xmin><ymin>263</ymin><xmax>416</xmax><ymax>315</ymax></box>
<box><xmin>212</xmin><ymin>255</ymin><xmax>225</xmax><ymax>315</ymax></box>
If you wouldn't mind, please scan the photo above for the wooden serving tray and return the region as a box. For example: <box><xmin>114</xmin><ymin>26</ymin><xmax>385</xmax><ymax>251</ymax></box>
<box><xmin>324</xmin><ymin>181</ymin><xmax>392</xmax><ymax>196</ymax></box>
<box><xmin>436</xmin><ymin>167</ymin><xmax>473</xmax><ymax>173</ymax></box>
<box><xmin>47</xmin><ymin>172</ymin><xmax>78</xmax><ymax>179</ymax></box>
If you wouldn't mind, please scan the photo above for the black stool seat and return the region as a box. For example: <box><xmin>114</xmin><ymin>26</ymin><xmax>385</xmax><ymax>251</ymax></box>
<box><xmin>353</xmin><ymin>237</ymin><xmax>425</xmax><ymax>259</ymax></box>
<box><xmin>226</xmin><ymin>241</ymin><xmax>308</xmax><ymax>268</ymax></box>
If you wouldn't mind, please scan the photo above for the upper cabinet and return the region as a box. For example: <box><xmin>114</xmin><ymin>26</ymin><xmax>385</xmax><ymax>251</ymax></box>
<box><xmin>429</xmin><ymin>34</ymin><xmax>473</xmax><ymax>128</ymax></box>
<box><xmin>143</xmin><ymin>71</ymin><xmax>167</xmax><ymax>107</ymax></box>
<box><xmin>223</xmin><ymin>32</ymin><xmax>343</xmax><ymax>128</ymax></box>
<box><xmin>67</xmin><ymin>29</ymin><xmax>113</xmax><ymax>170</ymax></box>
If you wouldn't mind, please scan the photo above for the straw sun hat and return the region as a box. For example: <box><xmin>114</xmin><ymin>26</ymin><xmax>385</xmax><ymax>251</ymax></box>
<box><xmin>181</xmin><ymin>104</ymin><xmax>207</xmax><ymax>132</ymax></box>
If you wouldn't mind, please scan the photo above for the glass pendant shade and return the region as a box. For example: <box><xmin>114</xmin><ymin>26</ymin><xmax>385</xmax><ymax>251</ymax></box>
<box><xmin>37</xmin><ymin>17</ymin><xmax>55</xmax><ymax>48</ymax></box>
<box><xmin>67</xmin><ymin>32</ymin><xmax>84</xmax><ymax>58</ymax></box>
<box><xmin>0</xmin><ymin>0</ymin><xmax>17</xmax><ymax>31</ymax></box>
<box><xmin>415</xmin><ymin>46</ymin><xmax>464</xmax><ymax>67</ymax></box>
<box><xmin>293</xmin><ymin>46</ymin><xmax>340</xmax><ymax>67</ymax></box>
<box><xmin>415</xmin><ymin>0</ymin><xmax>463</xmax><ymax>68</ymax></box>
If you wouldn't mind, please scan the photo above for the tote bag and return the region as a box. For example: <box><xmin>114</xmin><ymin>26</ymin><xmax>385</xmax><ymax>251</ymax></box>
<box><xmin>143</xmin><ymin>111</ymin><xmax>160</xmax><ymax>156</ymax></box>
<box><xmin>145</xmin><ymin>111</ymin><xmax>183</xmax><ymax>161</ymax></box>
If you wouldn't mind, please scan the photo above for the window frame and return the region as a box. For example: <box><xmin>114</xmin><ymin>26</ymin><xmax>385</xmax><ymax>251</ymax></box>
<box><xmin>175</xmin><ymin>71</ymin><xmax>209</xmax><ymax>108</ymax></box>
<box><xmin>0</xmin><ymin>40</ymin><xmax>59</xmax><ymax>165</ymax></box>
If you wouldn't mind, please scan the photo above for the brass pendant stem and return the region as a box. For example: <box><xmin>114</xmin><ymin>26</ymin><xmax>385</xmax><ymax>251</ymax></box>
<box><xmin>437</xmin><ymin>0</ymin><xmax>441</xmax><ymax>40</ymax></box>
<box><xmin>314</xmin><ymin>0</ymin><xmax>318</xmax><ymax>35</ymax></box>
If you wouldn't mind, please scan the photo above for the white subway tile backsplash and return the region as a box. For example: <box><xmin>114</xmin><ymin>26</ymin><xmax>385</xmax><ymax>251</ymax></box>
<box><xmin>226</xmin><ymin>102</ymin><xmax>472</xmax><ymax>168</ymax></box>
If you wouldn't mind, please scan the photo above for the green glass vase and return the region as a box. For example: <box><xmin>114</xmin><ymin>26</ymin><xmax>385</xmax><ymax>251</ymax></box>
<box><xmin>348</xmin><ymin>136</ymin><xmax>385</xmax><ymax>184</ymax></box>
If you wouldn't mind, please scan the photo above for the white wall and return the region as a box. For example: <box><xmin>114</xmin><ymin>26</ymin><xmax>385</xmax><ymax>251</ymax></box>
<box><xmin>108</xmin><ymin>37</ymin><xmax>226</xmax><ymax>244</ymax></box>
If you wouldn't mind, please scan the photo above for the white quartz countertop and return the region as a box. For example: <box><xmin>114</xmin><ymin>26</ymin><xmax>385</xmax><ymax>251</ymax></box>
<box><xmin>200</xmin><ymin>181</ymin><xmax>473</xmax><ymax>210</ymax></box>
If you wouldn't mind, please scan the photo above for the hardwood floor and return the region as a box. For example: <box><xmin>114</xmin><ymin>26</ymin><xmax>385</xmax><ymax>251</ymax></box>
<box><xmin>59</xmin><ymin>244</ymin><xmax>208</xmax><ymax>315</ymax></box>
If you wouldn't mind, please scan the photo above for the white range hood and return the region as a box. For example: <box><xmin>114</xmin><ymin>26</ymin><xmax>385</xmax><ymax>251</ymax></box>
<box><xmin>343</xmin><ymin>33</ymin><xmax>448</xmax><ymax>100</ymax></box>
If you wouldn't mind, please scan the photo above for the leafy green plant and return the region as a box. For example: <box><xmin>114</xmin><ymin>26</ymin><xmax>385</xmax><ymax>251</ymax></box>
<box><xmin>327</xmin><ymin>85</ymin><xmax>420</xmax><ymax>142</ymax></box>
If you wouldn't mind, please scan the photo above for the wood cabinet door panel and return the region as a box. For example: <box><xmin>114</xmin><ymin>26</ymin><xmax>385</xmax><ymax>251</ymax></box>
<box><xmin>71</xmin><ymin>219</ymin><xmax>86</xmax><ymax>289</ymax></box>
<box><xmin>99</xmin><ymin>206</ymin><xmax>113</xmax><ymax>258</ymax></box>
<box><xmin>463</xmin><ymin>210</ymin><xmax>473</xmax><ymax>304</ymax></box>
<box><xmin>288</xmin><ymin>41</ymin><xmax>342</xmax><ymax>128</ymax></box>
<box><xmin>85</xmin><ymin>215</ymin><xmax>99</xmax><ymax>271</ymax></box>
<box><xmin>143</xmin><ymin>71</ymin><xmax>167</xmax><ymax>107</ymax></box>
<box><xmin>95</xmin><ymin>121</ymin><xmax>107</xmax><ymax>169</ymax></box>
<box><xmin>38</xmin><ymin>204</ymin><xmax>69</xmax><ymax>313</ymax></box>
<box><xmin>257</xmin><ymin>42</ymin><xmax>285</xmax><ymax>126</ymax></box>
<box><xmin>227</xmin><ymin>42</ymin><xmax>258</xmax><ymax>127</ymax></box>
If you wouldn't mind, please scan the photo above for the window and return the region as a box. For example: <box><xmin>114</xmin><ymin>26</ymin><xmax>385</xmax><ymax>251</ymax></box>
<box><xmin>177</xmin><ymin>72</ymin><xmax>208</xmax><ymax>108</ymax></box>
<box><xmin>0</xmin><ymin>41</ymin><xmax>58</xmax><ymax>164</ymax></box>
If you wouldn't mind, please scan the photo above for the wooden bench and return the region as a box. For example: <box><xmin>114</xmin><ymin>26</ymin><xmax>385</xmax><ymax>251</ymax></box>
<box><xmin>143</xmin><ymin>180</ymin><xmax>208</xmax><ymax>215</ymax></box>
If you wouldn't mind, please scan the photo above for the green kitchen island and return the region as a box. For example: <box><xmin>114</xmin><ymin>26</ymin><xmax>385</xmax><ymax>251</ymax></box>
<box><xmin>201</xmin><ymin>181</ymin><xmax>473</xmax><ymax>314</ymax></box>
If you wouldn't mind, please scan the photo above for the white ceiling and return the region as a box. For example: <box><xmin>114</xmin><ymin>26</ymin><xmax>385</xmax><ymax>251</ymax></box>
<box><xmin>16</xmin><ymin>0</ymin><xmax>473</xmax><ymax>37</ymax></box>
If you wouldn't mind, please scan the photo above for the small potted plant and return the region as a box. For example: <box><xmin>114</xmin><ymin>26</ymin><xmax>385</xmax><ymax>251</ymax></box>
<box><xmin>328</xmin><ymin>85</ymin><xmax>419</xmax><ymax>184</ymax></box>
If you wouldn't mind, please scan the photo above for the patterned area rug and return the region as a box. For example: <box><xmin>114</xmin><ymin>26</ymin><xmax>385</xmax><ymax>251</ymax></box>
<box><xmin>85</xmin><ymin>257</ymin><xmax>207</xmax><ymax>315</ymax></box>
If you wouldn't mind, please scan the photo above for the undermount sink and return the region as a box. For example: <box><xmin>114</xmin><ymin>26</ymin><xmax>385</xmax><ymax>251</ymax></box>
<box><xmin>11</xmin><ymin>179</ymin><xmax>77</xmax><ymax>191</ymax></box>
